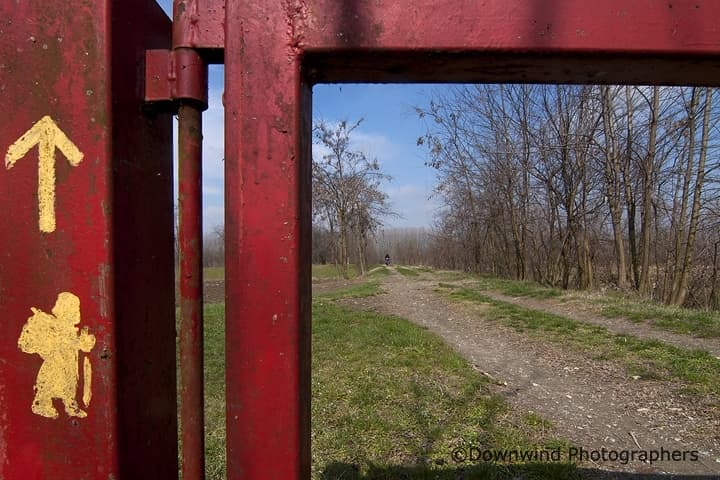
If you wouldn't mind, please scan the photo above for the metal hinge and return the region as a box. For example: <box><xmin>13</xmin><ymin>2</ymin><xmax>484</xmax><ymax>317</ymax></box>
<box><xmin>145</xmin><ymin>48</ymin><xmax>208</xmax><ymax>111</ymax></box>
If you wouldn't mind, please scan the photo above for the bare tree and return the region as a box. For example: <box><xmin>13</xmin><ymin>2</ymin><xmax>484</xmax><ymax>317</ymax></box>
<box><xmin>202</xmin><ymin>225</ymin><xmax>225</xmax><ymax>267</ymax></box>
<box><xmin>312</xmin><ymin>119</ymin><xmax>392</xmax><ymax>277</ymax></box>
<box><xmin>416</xmin><ymin>83</ymin><xmax>720</xmax><ymax>308</ymax></box>
<box><xmin>670</xmin><ymin>88</ymin><xmax>714</xmax><ymax>305</ymax></box>
<box><xmin>600</xmin><ymin>86</ymin><xmax>629</xmax><ymax>288</ymax></box>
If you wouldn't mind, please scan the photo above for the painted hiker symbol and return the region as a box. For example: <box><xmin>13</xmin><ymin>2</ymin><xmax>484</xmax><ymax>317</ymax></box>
<box><xmin>17</xmin><ymin>292</ymin><xmax>95</xmax><ymax>419</ymax></box>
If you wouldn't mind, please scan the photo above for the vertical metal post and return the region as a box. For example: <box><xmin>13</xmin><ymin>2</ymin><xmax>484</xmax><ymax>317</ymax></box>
<box><xmin>225</xmin><ymin>3</ymin><xmax>312</xmax><ymax>478</ymax></box>
<box><xmin>172</xmin><ymin>0</ymin><xmax>210</xmax><ymax>473</ymax></box>
<box><xmin>149</xmin><ymin>3</ymin><xmax>211</xmax><ymax>476</ymax></box>
<box><xmin>0</xmin><ymin>0</ymin><xmax>178</xmax><ymax>478</ymax></box>
<box><xmin>178</xmin><ymin>99</ymin><xmax>206</xmax><ymax>480</ymax></box>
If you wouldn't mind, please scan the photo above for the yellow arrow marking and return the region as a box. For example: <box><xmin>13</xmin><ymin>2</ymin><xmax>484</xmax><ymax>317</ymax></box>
<box><xmin>5</xmin><ymin>116</ymin><xmax>83</xmax><ymax>233</ymax></box>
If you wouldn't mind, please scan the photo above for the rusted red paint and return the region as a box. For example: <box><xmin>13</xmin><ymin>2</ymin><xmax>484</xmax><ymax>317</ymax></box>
<box><xmin>225</xmin><ymin>0</ymin><xmax>312</xmax><ymax>477</ymax></box>
<box><xmin>297</xmin><ymin>0</ymin><xmax>720</xmax><ymax>84</ymax></box>
<box><xmin>0</xmin><ymin>0</ymin><xmax>177</xmax><ymax>478</ymax></box>
<box><xmin>178</xmin><ymin>102</ymin><xmax>206</xmax><ymax>480</ymax></box>
<box><xmin>144</xmin><ymin>14</ymin><xmax>210</xmax><ymax>480</ymax></box>
<box><xmin>145</xmin><ymin>48</ymin><xmax>209</xmax><ymax>107</ymax></box>
<box><xmin>173</xmin><ymin>0</ymin><xmax>225</xmax><ymax>62</ymax></box>
<box><xmin>3</xmin><ymin>0</ymin><xmax>720</xmax><ymax>478</ymax></box>
<box><xmin>174</xmin><ymin>49</ymin><xmax>209</xmax><ymax>107</ymax></box>
<box><xmin>145</xmin><ymin>49</ymin><xmax>176</xmax><ymax>104</ymax></box>
<box><xmin>224</xmin><ymin>1</ymin><xmax>720</xmax><ymax>479</ymax></box>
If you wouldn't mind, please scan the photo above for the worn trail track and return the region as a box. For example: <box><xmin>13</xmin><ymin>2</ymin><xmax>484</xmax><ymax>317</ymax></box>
<box><xmin>474</xmin><ymin>288</ymin><xmax>720</xmax><ymax>358</ymax></box>
<box><xmin>339</xmin><ymin>270</ymin><xmax>720</xmax><ymax>478</ymax></box>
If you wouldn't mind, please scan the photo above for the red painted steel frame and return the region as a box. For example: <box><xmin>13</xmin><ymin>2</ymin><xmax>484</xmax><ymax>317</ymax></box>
<box><xmin>224</xmin><ymin>1</ymin><xmax>720</xmax><ymax>479</ymax></box>
<box><xmin>173</xmin><ymin>0</ymin><xmax>225</xmax><ymax>62</ymax></box>
<box><xmin>178</xmin><ymin>102</ymin><xmax>206</xmax><ymax>480</ymax></box>
<box><xmin>0</xmin><ymin>0</ymin><xmax>178</xmax><ymax>478</ymax></box>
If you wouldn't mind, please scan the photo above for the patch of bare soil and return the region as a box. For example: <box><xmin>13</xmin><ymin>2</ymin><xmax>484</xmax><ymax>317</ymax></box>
<box><xmin>340</xmin><ymin>270</ymin><xmax>720</xmax><ymax>478</ymax></box>
<box><xmin>204</xmin><ymin>279</ymin><xmax>225</xmax><ymax>304</ymax></box>
<box><xmin>311</xmin><ymin>277</ymin><xmax>363</xmax><ymax>295</ymax></box>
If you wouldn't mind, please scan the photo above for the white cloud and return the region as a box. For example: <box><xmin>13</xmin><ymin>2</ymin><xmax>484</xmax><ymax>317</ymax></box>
<box><xmin>350</xmin><ymin>131</ymin><xmax>400</xmax><ymax>165</ymax></box>
<box><xmin>383</xmin><ymin>183</ymin><xmax>441</xmax><ymax>228</ymax></box>
<box><xmin>311</xmin><ymin>120</ymin><xmax>438</xmax><ymax>228</ymax></box>
<box><xmin>203</xmin><ymin>205</ymin><xmax>224</xmax><ymax>232</ymax></box>
<box><xmin>174</xmin><ymin>93</ymin><xmax>438</xmax><ymax>233</ymax></box>
<box><xmin>311</xmin><ymin>121</ymin><xmax>401</xmax><ymax>166</ymax></box>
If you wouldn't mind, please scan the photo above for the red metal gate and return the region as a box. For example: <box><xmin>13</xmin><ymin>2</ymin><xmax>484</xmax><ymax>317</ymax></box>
<box><xmin>0</xmin><ymin>0</ymin><xmax>177</xmax><ymax>478</ymax></box>
<box><xmin>3</xmin><ymin>1</ymin><xmax>720</xmax><ymax>479</ymax></box>
<box><xmin>224</xmin><ymin>2</ymin><xmax>720</xmax><ymax>479</ymax></box>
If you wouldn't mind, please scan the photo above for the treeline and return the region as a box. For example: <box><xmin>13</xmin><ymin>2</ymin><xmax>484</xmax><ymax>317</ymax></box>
<box><xmin>203</xmin><ymin>226</ymin><xmax>224</xmax><ymax>268</ymax></box>
<box><xmin>417</xmin><ymin>85</ymin><xmax>720</xmax><ymax>308</ymax></box>
<box><xmin>312</xmin><ymin>226</ymin><xmax>435</xmax><ymax>267</ymax></box>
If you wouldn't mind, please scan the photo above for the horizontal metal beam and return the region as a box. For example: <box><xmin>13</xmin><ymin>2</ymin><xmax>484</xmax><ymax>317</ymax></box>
<box><xmin>297</xmin><ymin>0</ymin><xmax>720</xmax><ymax>85</ymax></box>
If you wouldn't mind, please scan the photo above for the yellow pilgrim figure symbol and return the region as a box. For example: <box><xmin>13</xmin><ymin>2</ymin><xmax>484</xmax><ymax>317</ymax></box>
<box><xmin>17</xmin><ymin>292</ymin><xmax>95</xmax><ymax>419</ymax></box>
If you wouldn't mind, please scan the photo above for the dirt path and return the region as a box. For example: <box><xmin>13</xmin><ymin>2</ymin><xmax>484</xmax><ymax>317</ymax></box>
<box><xmin>340</xmin><ymin>270</ymin><xmax>720</xmax><ymax>477</ymax></box>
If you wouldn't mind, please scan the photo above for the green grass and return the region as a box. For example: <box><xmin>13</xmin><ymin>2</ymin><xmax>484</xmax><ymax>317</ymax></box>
<box><xmin>317</xmin><ymin>281</ymin><xmax>384</xmax><ymax>300</ymax></box>
<box><xmin>199</xmin><ymin>281</ymin><xmax>576</xmax><ymax>480</ymax></box>
<box><xmin>442</xmin><ymin>271</ymin><xmax>719</xmax><ymax>338</ymax></box>
<box><xmin>471</xmin><ymin>276</ymin><xmax>563</xmax><ymax>299</ymax></box>
<box><xmin>433</xmin><ymin>272</ymin><xmax>562</xmax><ymax>300</ymax></box>
<box><xmin>203</xmin><ymin>267</ymin><xmax>225</xmax><ymax>280</ymax></box>
<box><xmin>396</xmin><ymin>266</ymin><xmax>420</xmax><ymax>277</ymax></box>
<box><xmin>367</xmin><ymin>265</ymin><xmax>391</xmax><ymax>278</ymax></box>
<box><xmin>413</xmin><ymin>266</ymin><xmax>435</xmax><ymax>273</ymax></box>
<box><xmin>312</xmin><ymin>300</ymin><xmax>575</xmax><ymax>479</ymax></box>
<box><xmin>435</xmin><ymin>270</ymin><xmax>473</xmax><ymax>281</ymax></box>
<box><xmin>201</xmin><ymin>303</ymin><xmax>226</xmax><ymax>480</ymax></box>
<box><xmin>437</xmin><ymin>270</ymin><xmax>719</xmax><ymax>340</ymax></box>
<box><xmin>597</xmin><ymin>298</ymin><xmax>720</xmax><ymax>338</ymax></box>
<box><xmin>441</xmin><ymin>286</ymin><xmax>720</xmax><ymax>396</ymax></box>
<box><xmin>313</xmin><ymin>263</ymin><xmax>366</xmax><ymax>280</ymax></box>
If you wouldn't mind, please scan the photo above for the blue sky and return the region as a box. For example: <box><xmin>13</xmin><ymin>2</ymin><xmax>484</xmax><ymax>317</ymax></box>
<box><xmin>157</xmin><ymin>1</ymin><xmax>444</xmax><ymax>232</ymax></box>
<box><xmin>313</xmin><ymin>84</ymin><xmax>446</xmax><ymax>229</ymax></box>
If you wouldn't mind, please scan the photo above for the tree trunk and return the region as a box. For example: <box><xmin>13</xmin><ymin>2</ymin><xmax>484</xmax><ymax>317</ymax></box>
<box><xmin>338</xmin><ymin>211</ymin><xmax>350</xmax><ymax>278</ymax></box>
<box><xmin>711</xmin><ymin>241</ymin><xmax>720</xmax><ymax>310</ymax></box>
<box><xmin>639</xmin><ymin>87</ymin><xmax>660</xmax><ymax>296</ymax></box>
<box><xmin>624</xmin><ymin>86</ymin><xmax>640</xmax><ymax>288</ymax></box>
<box><xmin>671</xmin><ymin>87</ymin><xmax>711</xmax><ymax>305</ymax></box>
<box><xmin>601</xmin><ymin>86</ymin><xmax>628</xmax><ymax>289</ymax></box>
<box><xmin>669</xmin><ymin>87</ymin><xmax>700</xmax><ymax>304</ymax></box>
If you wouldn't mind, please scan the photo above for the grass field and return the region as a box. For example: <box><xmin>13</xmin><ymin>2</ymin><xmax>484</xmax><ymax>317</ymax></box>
<box><xmin>440</xmin><ymin>284</ymin><xmax>720</xmax><ymax>396</ymax></box>
<box><xmin>197</xmin><ymin>266</ymin><xmax>720</xmax><ymax>477</ymax></box>
<box><xmin>204</xmin><ymin>267</ymin><xmax>225</xmax><ymax>280</ymax></box>
<box><xmin>312</xmin><ymin>263</ymin><xmax>364</xmax><ymax>279</ymax></box>
<box><xmin>312</xmin><ymin>293</ymin><xmax>574</xmax><ymax>479</ymax></box>
<box><xmin>435</xmin><ymin>269</ymin><xmax>720</xmax><ymax>338</ymax></box>
<box><xmin>395</xmin><ymin>266</ymin><xmax>421</xmax><ymax>277</ymax></box>
<box><xmin>208</xmin><ymin>266</ymin><xmax>720</xmax><ymax>340</ymax></box>
<box><xmin>315</xmin><ymin>280</ymin><xmax>384</xmax><ymax>300</ymax></box>
<box><xmin>199</xmin><ymin>279</ymin><xmax>576</xmax><ymax>480</ymax></box>
<box><xmin>473</xmin><ymin>276</ymin><xmax>564</xmax><ymax>299</ymax></box>
<box><xmin>595</xmin><ymin>296</ymin><xmax>720</xmax><ymax>338</ymax></box>
<box><xmin>203</xmin><ymin>303</ymin><xmax>226</xmax><ymax>479</ymax></box>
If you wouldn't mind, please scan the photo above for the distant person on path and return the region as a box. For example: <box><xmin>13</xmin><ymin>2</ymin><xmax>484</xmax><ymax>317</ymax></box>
<box><xmin>384</xmin><ymin>254</ymin><xmax>391</xmax><ymax>266</ymax></box>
